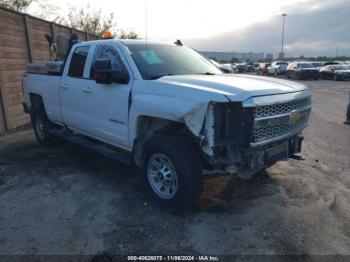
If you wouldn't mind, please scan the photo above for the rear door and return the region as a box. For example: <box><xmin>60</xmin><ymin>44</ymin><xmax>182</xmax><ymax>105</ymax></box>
<box><xmin>60</xmin><ymin>45</ymin><xmax>92</xmax><ymax>133</ymax></box>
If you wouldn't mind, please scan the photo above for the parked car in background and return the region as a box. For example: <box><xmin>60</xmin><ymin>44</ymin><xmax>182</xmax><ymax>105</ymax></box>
<box><xmin>319</xmin><ymin>64</ymin><xmax>350</xmax><ymax>81</ymax></box>
<box><xmin>311</xmin><ymin>62</ymin><xmax>325</xmax><ymax>70</ymax></box>
<box><xmin>236</xmin><ymin>64</ymin><xmax>249</xmax><ymax>73</ymax></box>
<box><xmin>246</xmin><ymin>64</ymin><xmax>257</xmax><ymax>72</ymax></box>
<box><xmin>256</xmin><ymin>63</ymin><xmax>271</xmax><ymax>75</ymax></box>
<box><xmin>324</xmin><ymin>61</ymin><xmax>342</xmax><ymax>66</ymax></box>
<box><xmin>267</xmin><ymin>61</ymin><xmax>289</xmax><ymax>76</ymax></box>
<box><xmin>209</xmin><ymin>59</ymin><xmax>236</xmax><ymax>74</ymax></box>
<box><xmin>286</xmin><ymin>62</ymin><xmax>319</xmax><ymax>80</ymax></box>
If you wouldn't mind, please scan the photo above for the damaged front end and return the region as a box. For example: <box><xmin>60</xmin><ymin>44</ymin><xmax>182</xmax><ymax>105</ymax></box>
<box><xmin>200</xmin><ymin>91</ymin><xmax>312</xmax><ymax>178</ymax></box>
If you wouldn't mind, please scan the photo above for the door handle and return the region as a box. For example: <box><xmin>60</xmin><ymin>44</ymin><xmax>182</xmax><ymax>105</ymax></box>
<box><xmin>61</xmin><ymin>83</ymin><xmax>68</xmax><ymax>89</ymax></box>
<box><xmin>83</xmin><ymin>87</ymin><xmax>93</xmax><ymax>93</ymax></box>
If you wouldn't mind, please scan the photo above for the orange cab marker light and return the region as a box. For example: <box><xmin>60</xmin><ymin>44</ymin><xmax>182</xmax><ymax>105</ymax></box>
<box><xmin>102</xmin><ymin>32</ymin><xmax>113</xmax><ymax>39</ymax></box>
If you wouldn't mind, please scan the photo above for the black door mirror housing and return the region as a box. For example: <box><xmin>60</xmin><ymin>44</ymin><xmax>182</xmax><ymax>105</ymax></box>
<box><xmin>95</xmin><ymin>59</ymin><xmax>113</xmax><ymax>84</ymax></box>
<box><xmin>94</xmin><ymin>59</ymin><xmax>129</xmax><ymax>84</ymax></box>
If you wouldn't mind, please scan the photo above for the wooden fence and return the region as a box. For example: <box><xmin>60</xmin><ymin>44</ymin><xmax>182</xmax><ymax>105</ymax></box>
<box><xmin>0</xmin><ymin>6</ymin><xmax>98</xmax><ymax>133</ymax></box>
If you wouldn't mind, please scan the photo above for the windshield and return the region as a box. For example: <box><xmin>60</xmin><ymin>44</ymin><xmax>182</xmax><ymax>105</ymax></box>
<box><xmin>297</xmin><ymin>63</ymin><xmax>314</xmax><ymax>68</ymax></box>
<box><xmin>312</xmin><ymin>62</ymin><xmax>324</xmax><ymax>67</ymax></box>
<box><xmin>126</xmin><ymin>44</ymin><xmax>222</xmax><ymax>79</ymax></box>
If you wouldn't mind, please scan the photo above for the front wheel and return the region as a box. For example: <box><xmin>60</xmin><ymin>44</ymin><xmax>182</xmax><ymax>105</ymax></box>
<box><xmin>145</xmin><ymin>136</ymin><xmax>203</xmax><ymax>210</ymax></box>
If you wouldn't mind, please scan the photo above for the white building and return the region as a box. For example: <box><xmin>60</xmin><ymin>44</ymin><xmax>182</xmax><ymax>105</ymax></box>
<box><xmin>200</xmin><ymin>51</ymin><xmax>264</xmax><ymax>62</ymax></box>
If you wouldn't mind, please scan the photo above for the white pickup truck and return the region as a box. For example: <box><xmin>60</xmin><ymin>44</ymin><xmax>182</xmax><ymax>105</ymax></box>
<box><xmin>23</xmin><ymin>39</ymin><xmax>312</xmax><ymax>209</ymax></box>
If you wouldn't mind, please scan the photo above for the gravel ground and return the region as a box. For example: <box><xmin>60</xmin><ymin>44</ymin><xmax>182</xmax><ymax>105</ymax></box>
<box><xmin>0</xmin><ymin>78</ymin><xmax>349</xmax><ymax>259</ymax></box>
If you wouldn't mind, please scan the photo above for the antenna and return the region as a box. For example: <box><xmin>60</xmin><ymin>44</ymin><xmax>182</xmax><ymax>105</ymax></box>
<box><xmin>145</xmin><ymin>5</ymin><xmax>149</xmax><ymax>79</ymax></box>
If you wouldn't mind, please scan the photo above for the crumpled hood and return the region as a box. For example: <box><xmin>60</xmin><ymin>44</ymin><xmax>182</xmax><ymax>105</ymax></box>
<box><xmin>158</xmin><ymin>74</ymin><xmax>309</xmax><ymax>101</ymax></box>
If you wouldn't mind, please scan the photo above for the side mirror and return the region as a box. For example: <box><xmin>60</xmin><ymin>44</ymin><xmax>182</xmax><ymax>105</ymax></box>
<box><xmin>95</xmin><ymin>59</ymin><xmax>113</xmax><ymax>84</ymax></box>
<box><xmin>94</xmin><ymin>59</ymin><xmax>129</xmax><ymax>84</ymax></box>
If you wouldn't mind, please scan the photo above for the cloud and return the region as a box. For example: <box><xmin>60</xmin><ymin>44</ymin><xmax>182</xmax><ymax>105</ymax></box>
<box><xmin>185</xmin><ymin>0</ymin><xmax>350</xmax><ymax>57</ymax></box>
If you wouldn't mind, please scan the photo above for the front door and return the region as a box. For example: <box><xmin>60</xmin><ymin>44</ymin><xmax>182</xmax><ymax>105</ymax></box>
<box><xmin>83</xmin><ymin>44</ymin><xmax>132</xmax><ymax>148</ymax></box>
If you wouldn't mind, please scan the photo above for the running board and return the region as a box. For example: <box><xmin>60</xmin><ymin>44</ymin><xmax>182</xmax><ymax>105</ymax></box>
<box><xmin>50</xmin><ymin>129</ymin><xmax>133</xmax><ymax>166</ymax></box>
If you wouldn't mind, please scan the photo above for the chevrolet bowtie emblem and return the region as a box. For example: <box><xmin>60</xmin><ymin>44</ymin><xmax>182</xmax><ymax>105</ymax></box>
<box><xmin>289</xmin><ymin>111</ymin><xmax>301</xmax><ymax>123</ymax></box>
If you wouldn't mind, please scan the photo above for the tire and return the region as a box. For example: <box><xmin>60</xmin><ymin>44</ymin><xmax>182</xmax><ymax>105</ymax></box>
<box><xmin>145</xmin><ymin>136</ymin><xmax>203</xmax><ymax>210</ymax></box>
<box><xmin>32</xmin><ymin>106</ymin><xmax>58</xmax><ymax>146</ymax></box>
<box><xmin>334</xmin><ymin>75</ymin><xmax>339</xmax><ymax>81</ymax></box>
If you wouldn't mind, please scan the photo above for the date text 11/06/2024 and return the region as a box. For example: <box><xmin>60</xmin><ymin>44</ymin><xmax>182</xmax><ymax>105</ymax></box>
<box><xmin>127</xmin><ymin>255</ymin><xmax>220</xmax><ymax>261</ymax></box>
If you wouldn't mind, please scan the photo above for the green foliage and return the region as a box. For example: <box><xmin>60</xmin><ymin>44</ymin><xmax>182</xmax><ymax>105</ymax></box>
<box><xmin>0</xmin><ymin>0</ymin><xmax>140</xmax><ymax>39</ymax></box>
<box><xmin>230</xmin><ymin>58</ymin><xmax>240</xmax><ymax>63</ymax></box>
<box><xmin>56</xmin><ymin>5</ymin><xmax>140</xmax><ymax>39</ymax></box>
<box><xmin>118</xmin><ymin>29</ymin><xmax>140</xmax><ymax>39</ymax></box>
<box><xmin>28</xmin><ymin>0</ymin><xmax>59</xmax><ymax>20</ymax></box>
<box><xmin>56</xmin><ymin>5</ymin><xmax>115</xmax><ymax>37</ymax></box>
<box><xmin>0</xmin><ymin>0</ymin><xmax>33</xmax><ymax>12</ymax></box>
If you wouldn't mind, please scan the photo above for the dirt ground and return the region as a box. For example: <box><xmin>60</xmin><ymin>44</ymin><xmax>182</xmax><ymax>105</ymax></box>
<box><xmin>0</xmin><ymin>78</ymin><xmax>349</xmax><ymax>259</ymax></box>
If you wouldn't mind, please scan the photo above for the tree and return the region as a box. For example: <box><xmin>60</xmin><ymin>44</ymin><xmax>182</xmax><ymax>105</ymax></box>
<box><xmin>230</xmin><ymin>58</ymin><xmax>240</xmax><ymax>63</ymax></box>
<box><xmin>27</xmin><ymin>0</ymin><xmax>59</xmax><ymax>20</ymax></box>
<box><xmin>56</xmin><ymin>5</ymin><xmax>140</xmax><ymax>38</ymax></box>
<box><xmin>0</xmin><ymin>0</ymin><xmax>33</xmax><ymax>12</ymax></box>
<box><xmin>57</xmin><ymin>5</ymin><xmax>116</xmax><ymax>37</ymax></box>
<box><xmin>118</xmin><ymin>29</ymin><xmax>140</xmax><ymax>39</ymax></box>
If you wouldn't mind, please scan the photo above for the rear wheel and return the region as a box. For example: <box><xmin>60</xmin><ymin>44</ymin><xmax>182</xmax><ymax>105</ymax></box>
<box><xmin>32</xmin><ymin>107</ymin><xmax>58</xmax><ymax>146</ymax></box>
<box><xmin>145</xmin><ymin>136</ymin><xmax>203</xmax><ymax>210</ymax></box>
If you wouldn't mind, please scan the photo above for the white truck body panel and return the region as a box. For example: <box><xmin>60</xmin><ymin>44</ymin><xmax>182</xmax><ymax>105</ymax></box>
<box><xmin>23</xmin><ymin>39</ymin><xmax>311</xmax><ymax>154</ymax></box>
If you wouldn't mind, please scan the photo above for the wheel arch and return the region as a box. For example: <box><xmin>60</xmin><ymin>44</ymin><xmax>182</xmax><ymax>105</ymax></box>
<box><xmin>132</xmin><ymin>115</ymin><xmax>197</xmax><ymax>168</ymax></box>
<box><xmin>29</xmin><ymin>93</ymin><xmax>45</xmax><ymax>113</ymax></box>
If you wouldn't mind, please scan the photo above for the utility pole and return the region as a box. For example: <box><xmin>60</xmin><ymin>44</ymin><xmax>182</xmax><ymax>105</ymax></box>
<box><xmin>280</xmin><ymin>13</ymin><xmax>287</xmax><ymax>60</ymax></box>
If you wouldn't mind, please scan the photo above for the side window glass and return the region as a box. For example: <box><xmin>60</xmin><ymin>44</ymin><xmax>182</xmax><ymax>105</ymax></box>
<box><xmin>68</xmin><ymin>46</ymin><xmax>90</xmax><ymax>78</ymax></box>
<box><xmin>90</xmin><ymin>45</ymin><xmax>127</xmax><ymax>80</ymax></box>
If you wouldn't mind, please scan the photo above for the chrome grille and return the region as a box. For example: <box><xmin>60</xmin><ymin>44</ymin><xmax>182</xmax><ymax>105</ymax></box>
<box><xmin>254</xmin><ymin>97</ymin><xmax>311</xmax><ymax>118</ymax></box>
<box><xmin>252</xmin><ymin>97</ymin><xmax>311</xmax><ymax>145</ymax></box>
<box><xmin>253</xmin><ymin>114</ymin><xmax>309</xmax><ymax>143</ymax></box>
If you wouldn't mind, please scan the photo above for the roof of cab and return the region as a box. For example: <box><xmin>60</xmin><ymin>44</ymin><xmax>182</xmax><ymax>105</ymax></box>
<box><xmin>79</xmin><ymin>39</ymin><xmax>178</xmax><ymax>46</ymax></box>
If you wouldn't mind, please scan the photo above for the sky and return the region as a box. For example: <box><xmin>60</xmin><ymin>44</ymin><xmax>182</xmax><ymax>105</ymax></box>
<box><xmin>29</xmin><ymin>0</ymin><xmax>350</xmax><ymax>57</ymax></box>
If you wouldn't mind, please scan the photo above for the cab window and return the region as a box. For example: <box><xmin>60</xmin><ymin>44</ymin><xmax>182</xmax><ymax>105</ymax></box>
<box><xmin>68</xmin><ymin>46</ymin><xmax>90</xmax><ymax>78</ymax></box>
<box><xmin>90</xmin><ymin>45</ymin><xmax>128</xmax><ymax>82</ymax></box>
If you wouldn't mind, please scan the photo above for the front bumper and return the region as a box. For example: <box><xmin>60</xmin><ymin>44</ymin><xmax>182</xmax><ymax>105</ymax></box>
<box><xmin>238</xmin><ymin>134</ymin><xmax>303</xmax><ymax>177</ymax></box>
<box><xmin>299</xmin><ymin>71</ymin><xmax>319</xmax><ymax>79</ymax></box>
<box><xmin>204</xmin><ymin>133</ymin><xmax>304</xmax><ymax>178</ymax></box>
<box><xmin>202</xmin><ymin>91</ymin><xmax>311</xmax><ymax>177</ymax></box>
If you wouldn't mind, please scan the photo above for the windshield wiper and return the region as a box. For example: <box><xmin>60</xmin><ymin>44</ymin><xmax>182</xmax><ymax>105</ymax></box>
<box><xmin>148</xmin><ymin>74</ymin><xmax>174</xmax><ymax>80</ymax></box>
<box><xmin>196</xmin><ymin>72</ymin><xmax>216</xmax><ymax>75</ymax></box>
